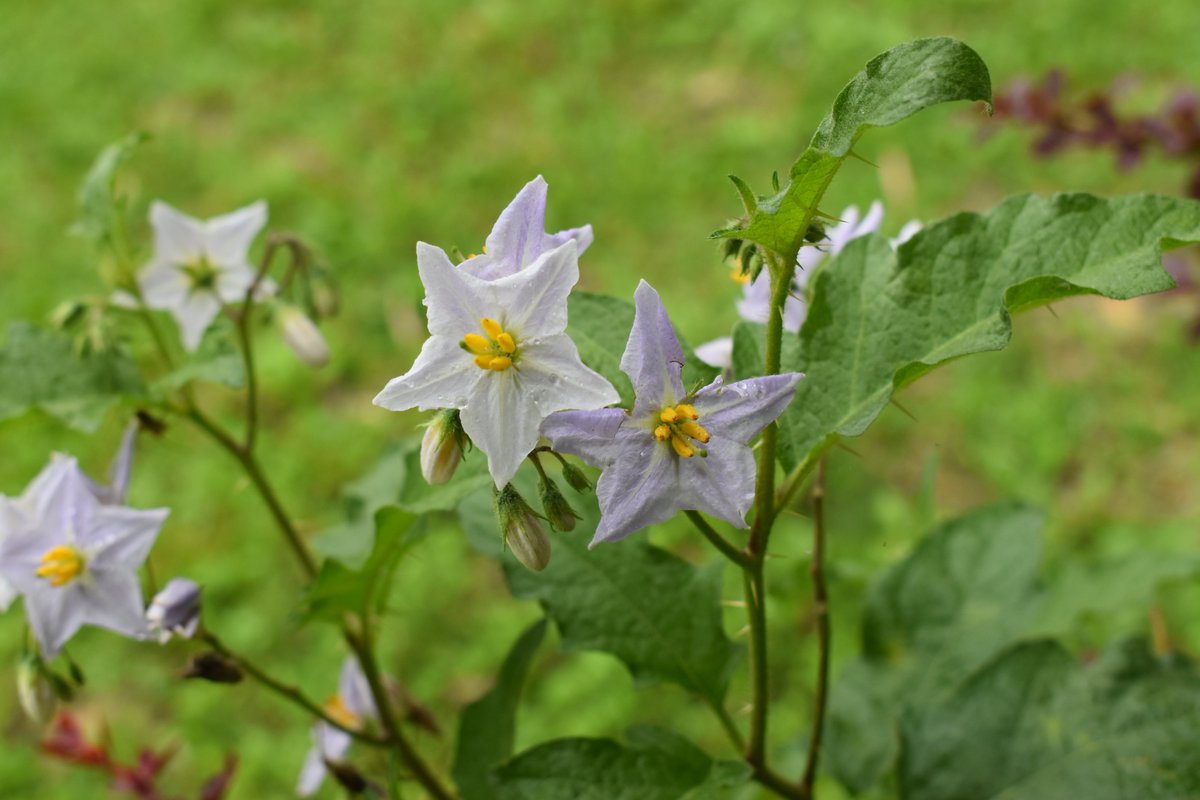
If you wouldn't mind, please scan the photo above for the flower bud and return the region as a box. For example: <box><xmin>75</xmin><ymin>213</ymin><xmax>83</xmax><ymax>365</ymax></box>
<box><xmin>420</xmin><ymin>410</ymin><xmax>464</xmax><ymax>485</ymax></box>
<box><xmin>559</xmin><ymin>461</ymin><xmax>592</xmax><ymax>493</ymax></box>
<box><xmin>182</xmin><ymin>652</ymin><xmax>243</xmax><ymax>684</ymax></box>
<box><xmin>276</xmin><ymin>304</ymin><xmax>330</xmax><ymax>367</ymax></box>
<box><xmin>494</xmin><ymin>484</ymin><xmax>551</xmax><ymax>572</ymax></box>
<box><xmin>147</xmin><ymin>578</ymin><xmax>202</xmax><ymax>643</ymax></box>
<box><xmin>17</xmin><ymin>654</ymin><xmax>56</xmax><ymax>725</ymax></box>
<box><xmin>538</xmin><ymin>477</ymin><xmax>579</xmax><ymax>532</ymax></box>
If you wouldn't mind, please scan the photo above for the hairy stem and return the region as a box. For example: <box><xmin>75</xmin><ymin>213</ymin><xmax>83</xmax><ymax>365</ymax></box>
<box><xmin>799</xmin><ymin>459</ymin><xmax>830</xmax><ymax>798</ymax></box>
<box><xmin>201</xmin><ymin>630</ymin><xmax>390</xmax><ymax>746</ymax></box>
<box><xmin>685</xmin><ymin>511</ymin><xmax>750</xmax><ymax>568</ymax></box>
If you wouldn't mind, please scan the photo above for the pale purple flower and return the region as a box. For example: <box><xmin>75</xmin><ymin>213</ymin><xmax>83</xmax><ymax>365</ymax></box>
<box><xmin>541</xmin><ymin>281</ymin><xmax>802</xmax><ymax>545</ymax></box>
<box><xmin>296</xmin><ymin>657</ymin><xmax>377</xmax><ymax>797</ymax></box>
<box><xmin>373</xmin><ymin>238</ymin><xmax>619</xmax><ymax>488</ymax></box>
<box><xmin>459</xmin><ymin>176</ymin><xmax>593</xmax><ymax>281</ymax></box>
<box><xmin>0</xmin><ymin>455</ymin><xmax>168</xmax><ymax>657</ymax></box>
<box><xmin>697</xmin><ymin>201</ymin><xmax>900</xmax><ymax>368</ymax></box>
<box><xmin>146</xmin><ymin>578</ymin><xmax>202</xmax><ymax>643</ymax></box>
<box><xmin>134</xmin><ymin>200</ymin><xmax>273</xmax><ymax>351</ymax></box>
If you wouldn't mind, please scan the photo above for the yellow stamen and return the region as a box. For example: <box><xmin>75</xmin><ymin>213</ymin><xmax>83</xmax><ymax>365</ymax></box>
<box><xmin>474</xmin><ymin>355</ymin><xmax>493</xmax><ymax>370</ymax></box>
<box><xmin>324</xmin><ymin>694</ymin><xmax>361</xmax><ymax>730</ymax></box>
<box><xmin>670</xmin><ymin>434</ymin><xmax>695</xmax><ymax>458</ymax></box>
<box><xmin>660</xmin><ymin>408</ymin><xmax>678</xmax><ymax>423</ymax></box>
<box><xmin>496</xmin><ymin>332</ymin><xmax>516</xmax><ymax>354</ymax></box>
<box><xmin>680</xmin><ymin>421</ymin><xmax>710</xmax><ymax>443</ymax></box>
<box><xmin>729</xmin><ymin>266</ymin><xmax>750</xmax><ymax>285</ymax></box>
<box><xmin>463</xmin><ymin>333</ymin><xmax>492</xmax><ymax>355</ymax></box>
<box><xmin>675</xmin><ymin>403</ymin><xmax>698</xmax><ymax>420</ymax></box>
<box><xmin>482</xmin><ymin>243</ymin><xmax>488</xmax><ymax>254</ymax></box>
<box><xmin>35</xmin><ymin>545</ymin><xmax>85</xmax><ymax>588</ymax></box>
<box><xmin>481</xmin><ymin>318</ymin><xmax>504</xmax><ymax>340</ymax></box>
<box><xmin>488</xmin><ymin>356</ymin><xmax>513</xmax><ymax>371</ymax></box>
<box><xmin>654</xmin><ymin>425</ymin><xmax>670</xmax><ymax>442</ymax></box>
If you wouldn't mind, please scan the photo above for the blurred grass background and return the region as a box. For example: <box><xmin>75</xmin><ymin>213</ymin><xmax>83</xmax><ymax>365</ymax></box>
<box><xmin>1</xmin><ymin>0</ymin><xmax>1199</xmax><ymax>797</ymax></box>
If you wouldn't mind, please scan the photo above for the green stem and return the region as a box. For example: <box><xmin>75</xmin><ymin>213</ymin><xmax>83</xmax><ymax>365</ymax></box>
<box><xmin>684</xmin><ymin>511</ymin><xmax>750</xmax><ymax>568</ymax></box>
<box><xmin>743</xmin><ymin>564</ymin><xmax>769</xmax><ymax>765</ymax></box>
<box><xmin>799</xmin><ymin>460</ymin><xmax>830</xmax><ymax>799</ymax></box>
<box><xmin>201</xmin><ymin>630</ymin><xmax>390</xmax><ymax>746</ymax></box>
<box><xmin>772</xmin><ymin>438</ymin><xmax>835</xmax><ymax>525</ymax></box>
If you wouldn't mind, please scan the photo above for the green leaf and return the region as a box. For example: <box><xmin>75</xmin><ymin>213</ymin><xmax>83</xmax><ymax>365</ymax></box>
<box><xmin>567</xmin><ymin>291</ymin><xmax>717</xmax><ymax>409</ymax></box>
<box><xmin>901</xmin><ymin>638</ymin><xmax>1200</xmax><ymax>800</ymax></box>
<box><xmin>72</xmin><ymin>132</ymin><xmax>149</xmax><ymax>243</ymax></box>
<box><xmin>493</xmin><ymin>728</ymin><xmax>716</xmax><ymax>800</ymax></box>
<box><xmin>779</xmin><ymin>193</ymin><xmax>1200</xmax><ymax>470</ymax></box>
<box><xmin>718</xmin><ymin>38</ymin><xmax>991</xmax><ymax>259</ymax></box>
<box><xmin>299</xmin><ymin>506</ymin><xmax>416</xmax><ymax>623</ymax></box>
<box><xmin>153</xmin><ymin>320</ymin><xmax>244</xmax><ymax>392</ymax></box>
<box><xmin>454</xmin><ymin>620</ymin><xmax>548</xmax><ymax>800</ymax></box>
<box><xmin>0</xmin><ymin>322</ymin><xmax>145</xmax><ymax>432</ymax></box>
<box><xmin>459</xmin><ymin>485</ymin><xmax>740</xmax><ymax>706</ymax></box>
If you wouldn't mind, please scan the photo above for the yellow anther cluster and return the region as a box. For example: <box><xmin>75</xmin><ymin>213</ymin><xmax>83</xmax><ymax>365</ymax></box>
<box><xmin>462</xmin><ymin>317</ymin><xmax>517</xmax><ymax>371</ymax></box>
<box><xmin>729</xmin><ymin>265</ymin><xmax>750</xmax><ymax>285</ymax></box>
<box><xmin>653</xmin><ymin>403</ymin><xmax>710</xmax><ymax>458</ymax></box>
<box><xmin>35</xmin><ymin>545</ymin><xmax>85</xmax><ymax>588</ymax></box>
<box><xmin>324</xmin><ymin>694</ymin><xmax>361</xmax><ymax>730</ymax></box>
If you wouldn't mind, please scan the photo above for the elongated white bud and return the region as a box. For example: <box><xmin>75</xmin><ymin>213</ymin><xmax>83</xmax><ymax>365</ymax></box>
<box><xmin>421</xmin><ymin>410</ymin><xmax>464</xmax><ymax>485</ymax></box>
<box><xmin>277</xmin><ymin>304</ymin><xmax>330</xmax><ymax>367</ymax></box>
<box><xmin>147</xmin><ymin>578</ymin><xmax>202</xmax><ymax>643</ymax></box>
<box><xmin>495</xmin><ymin>484</ymin><xmax>551</xmax><ymax>571</ymax></box>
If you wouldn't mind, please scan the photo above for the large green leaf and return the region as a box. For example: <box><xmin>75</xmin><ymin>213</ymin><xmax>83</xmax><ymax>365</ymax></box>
<box><xmin>493</xmin><ymin>728</ymin><xmax>721</xmax><ymax>800</ymax></box>
<box><xmin>154</xmin><ymin>319</ymin><xmax>244</xmax><ymax>392</ymax></box>
<box><xmin>459</xmin><ymin>488</ymin><xmax>740</xmax><ymax>707</ymax></box>
<box><xmin>824</xmin><ymin>503</ymin><xmax>1200</xmax><ymax>794</ymax></box>
<box><xmin>567</xmin><ymin>291</ymin><xmax>717</xmax><ymax>410</ymax></box>
<box><xmin>717</xmin><ymin>38</ymin><xmax>991</xmax><ymax>259</ymax></box>
<box><xmin>901</xmin><ymin>638</ymin><xmax>1200</xmax><ymax>800</ymax></box>
<box><xmin>454</xmin><ymin>620</ymin><xmax>548</xmax><ymax>800</ymax></box>
<box><xmin>0</xmin><ymin>322</ymin><xmax>145</xmax><ymax>432</ymax></box>
<box><xmin>778</xmin><ymin>193</ymin><xmax>1200</xmax><ymax>470</ymax></box>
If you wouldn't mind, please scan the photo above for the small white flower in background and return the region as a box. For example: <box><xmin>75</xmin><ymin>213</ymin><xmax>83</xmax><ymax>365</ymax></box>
<box><xmin>297</xmin><ymin>657</ymin><xmax>378</xmax><ymax>797</ymax></box>
<box><xmin>0</xmin><ymin>455</ymin><xmax>168</xmax><ymax>657</ymax></box>
<box><xmin>134</xmin><ymin>200</ymin><xmax>273</xmax><ymax>351</ymax></box>
<box><xmin>373</xmin><ymin>237</ymin><xmax>619</xmax><ymax>489</ymax></box>
<box><xmin>276</xmin><ymin>303</ymin><xmax>330</xmax><ymax>368</ymax></box>
<box><xmin>146</xmin><ymin>578</ymin><xmax>202</xmax><ymax>643</ymax></box>
<box><xmin>697</xmin><ymin>202</ymin><xmax>921</xmax><ymax>369</ymax></box>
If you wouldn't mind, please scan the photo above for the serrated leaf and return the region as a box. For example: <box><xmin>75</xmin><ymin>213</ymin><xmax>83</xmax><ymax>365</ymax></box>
<box><xmin>779</xmin><ymin>193</ymin><xmax>1200</xmax><ymax>470</ymax></box>
<box><xmin>0</xmin><ymin>322</ymin><xmax>145</xmax><ymax>432</ymax></box>
<box><xmin>901</xmin><ymin>638</ymin><xmax>1200</xmax><ymax>800</ymax></box>
<box><xmin>72</xmin><ymin>132</ymin><xmax>148</xmax><ymax>243</ymax></box>
<box><xmin>493</xmin><ymin>728</ymin><xmax>715</xmax><ymax>800</ymax></box>
<box><xmin>299</xmin><ymin>506</ymin><xmax>416</xmax><ymax>624</ymax></box>
<box><xmin>719</xmin><ymin>38</ymin><xmax>991</xmax><ymax>259</ymax></box>
<box><xmin>454</xmin><ymin>620</ymin><xmax>548</xmax><ymax>800</ymax></box>
<box><xmin>567</xmin><ymin>291</ymin><xmax>717</xmax><ymax>409</ymax></box>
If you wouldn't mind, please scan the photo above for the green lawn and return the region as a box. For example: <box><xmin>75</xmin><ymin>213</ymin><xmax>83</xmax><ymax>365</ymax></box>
<box><xmin>1</xmin><ymin>1</ymin><xmax>1199</xmax><ymax>797</ymax></box>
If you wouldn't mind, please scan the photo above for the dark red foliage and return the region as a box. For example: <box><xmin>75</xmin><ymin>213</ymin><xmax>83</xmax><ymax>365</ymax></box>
<box><xmin>40</xmin><ymin>712</ymin><xmax>237</xmax><ymax>800</ymax></box>
<box><xmin>987</xmin><ymin>70</ymin><xmax>1200</xmax><ymax>199</ymax></box>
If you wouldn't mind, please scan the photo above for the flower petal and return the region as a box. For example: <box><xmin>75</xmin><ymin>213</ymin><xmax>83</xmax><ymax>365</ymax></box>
<box><xmin>416</xmin><ymin>242</ymin><xmax>490</xmax><ymax>337</ymax></box>
<box><xmin>173</xmin><ymin>292</ymin><xmax>222</xmax><ymax>351</ymax></box>
<box><xmin>517</xmin><ymin>335</ymin><xmax>619</xmax><ymax>413</ymax></box>
<box><xmin>460</xmin><ymin>369</ymin><xmax>544</xmax><ymax>489</ymax></box>
<box><xmin>678</xmin><ymin>438</ymin><xmax>756</xmax><ymax>528</ymax></box>
<box><xmin>84</xmin><ymin>506</ymin><xmax>168</xmax><ymax>570</ymax></box>
<box><xmin>18</xmin><ymin>456</ymin><xmax>99</xmax><ymax>539</ymax></box>
<box><xmin>692</xmin><ymin>373</ymin><xmax>802</xmax><ymax>443</ymax></box>
<box><xmin>295</xmin><ymin>743</ymin><xmax>328</xmax><ymax>798</ymax></box>
<box><xmin>203</xmin><ymin>200</ymin><xmax>267</xmax><ymax>266</ymax></box>
<box><xmin>215</xmin><ymin>263</ymin><xmax>270</xmax><ymax>304</ymax></box>
<box><xmin>591</xmin><ymin>442</ymin><xmax>678</xmax><ymax>545</ymax></box>
<box><xmin>540</xmin><ymin>408</ymin><xmax>630</xmax><ymax>469</ymax></box>
<box><xmin>482</xmin><ymin>175</ymin><xmax>548</xmax><ymax>277</ymax></box>
<box><xmin>338</xmin><ymin>656</ymin><xmax>376</xmax><ymax>720</ymax></box>
<box><xmin>79</xmin><ymin>569</ymin><xmax>149</xmax><ymax>640</ymax></box>
<box><xmin>485</xmin><ymin>239</ymin><xmax>578</xmax><ymax>339</ymax></box>
<box><xmin>545</xmin><ymin>223</ymin><xmax>594</xmax><ymax>258</ymax></box>
<box><xmin>24</xmin><ymin>583</ymin><xmax>87</xmax><ymax>658</ymax></box>
<box><xmin>373</xmin><ymin>336</ymin><xmax>481</xmax><ymax>412</ymax></box>
<box><xmin>149</xmin><ymin>201</ymin><xmax>205</xmax><ymax>263</ymax></box>
<box><xmin>693</xmin><ymin>337</ymin><xmax>733</xmax><ymax>370</ymax></box>
<box><xmin>622</xmin><ymin>281</ymin><xmax>686</xmax><ymax>414</ymax></box>
<box><xmin>139</xmin><ymin>264</ymin><xmax>189</xmax><ymax>309</ymax></box>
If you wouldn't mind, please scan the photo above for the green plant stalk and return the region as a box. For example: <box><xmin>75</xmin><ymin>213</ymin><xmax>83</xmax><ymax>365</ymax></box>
<box><xmin>799</xmin><ymin>459</ymin><xmax>830</xmax><ymax>798</ymax></box>
<box><xmin>685</xmin><ymin>510</ymin><xmax>750</xmax><ymax>568</ymax></box>
<box><xmin>201</xmin><ymin>630</ymin><xmax>390</xmax><ymax>746</ymax></box>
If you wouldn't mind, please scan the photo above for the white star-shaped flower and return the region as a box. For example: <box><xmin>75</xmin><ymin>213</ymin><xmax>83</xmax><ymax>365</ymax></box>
<box><xmin>135</xmin><ymin>200</ymin><xmax>272</xmax><ymax>350</ymax></box>
<box><xmin>0</xmin><ymin>455</ymin><xmax>168</xmax><ymax>657</ymax></box>
<box><xmin>373</xmin><ymin>239</ymin><xmax>619</xmax><ymax>488</ymax></box>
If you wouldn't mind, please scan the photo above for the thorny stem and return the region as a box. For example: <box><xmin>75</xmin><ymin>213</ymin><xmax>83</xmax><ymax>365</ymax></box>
<box><xmin>201</xmin><ymin>630</ymin><xmax>390</xmax><ymax>747</ymax></box>
<box><xmin>800</xmin><ymin>460</ymin><xmax>831</xmax><ymax>798</ymax></box>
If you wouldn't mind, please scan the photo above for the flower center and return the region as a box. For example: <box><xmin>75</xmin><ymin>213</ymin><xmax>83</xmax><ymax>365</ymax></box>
<box><xmin>182</xmin><ymin>256</ymin><xmax>219</xmax><ymax>291</ymax></box>
<box><xmin>35</xmin><ymin>545</ymin><xmax>86</xmax><ymax>588</ymax></box>
<box><xmin>324</xmin><ymin>694</ymin><xmax>361</xmax><ymax>729</ymax></box>
<box><xmin>462</xmin><ymin>317</ymin><xmax>518</xmax><ymax>371</ymax></box>
<box><xmin>653</xmin><ymin>403</ymin><xmax>710</xmax><ymax>458</ymax></box>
